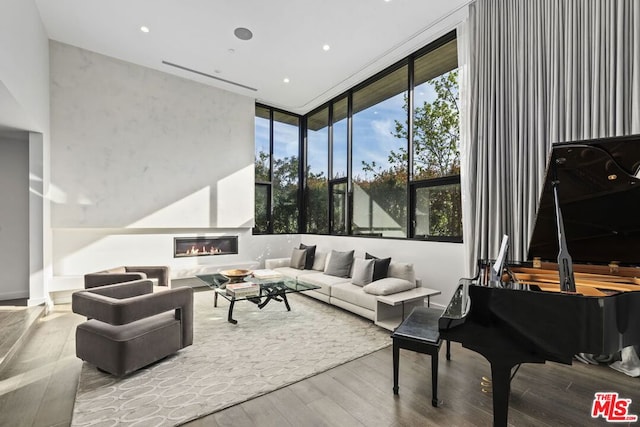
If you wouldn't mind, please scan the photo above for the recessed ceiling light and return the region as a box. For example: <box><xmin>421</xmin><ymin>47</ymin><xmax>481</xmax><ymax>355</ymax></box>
<box><xmin>140</xmin><ymin>26</ymin><xmax>150</xmax><ymax>33</ymax></box>
<box><xmin>283</xmin><ymin>77</ymin><xmax>290</xmax><ymax>83</ymax></box>
<box><xmin>234</xmin><ymin>27</ymin><xmax>253</xmax><ymax>41</ymax></box>
<box><xmin>228</xmin><ymin>48</ymin><xmax>235</xmax><ymax>54</ymax></box>
<box><xmin>322</xmin><ymin>44</ymin><xmax>330</xmax><ymax>51</ymax></box>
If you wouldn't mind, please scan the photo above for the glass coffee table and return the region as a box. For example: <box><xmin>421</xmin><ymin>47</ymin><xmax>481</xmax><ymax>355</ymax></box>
<box><xmin>195</xmin><ymin>273</ymin><xmax>320</xmax><ymax>324</ymax></box>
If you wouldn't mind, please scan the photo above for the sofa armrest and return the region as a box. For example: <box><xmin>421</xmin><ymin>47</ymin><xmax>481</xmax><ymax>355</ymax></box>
<box><xmin>126</xmin><ymin>265</ymin><xmax>170</xmax><ymax>287</ymax></box>
<box><xmin>265</xmin><ymin>258</ymin><xmax>290</xmax><ymax>269</ymax></box>
<box><xmin>84</xmin><ymin>272</ymin><xmax>147</xmax><ymax>289</ymax></box>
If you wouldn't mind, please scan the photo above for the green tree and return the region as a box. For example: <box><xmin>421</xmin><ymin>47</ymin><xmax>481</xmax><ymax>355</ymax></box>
<box><xmin>254</xmin><ymin>153</ymin><xmax>300</xmax><ymax>233</ymax></box>
<box><xmin>361</xmin><ymin>70</ymin><xmax>461</xmax><ymax>237</ymax></box>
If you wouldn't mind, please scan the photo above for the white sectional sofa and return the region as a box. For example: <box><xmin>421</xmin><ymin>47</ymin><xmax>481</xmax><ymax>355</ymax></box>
<box><xmin>265</xmin><ymin>248</ymin><xmax>440</xmax><ymax>330</ymax></box>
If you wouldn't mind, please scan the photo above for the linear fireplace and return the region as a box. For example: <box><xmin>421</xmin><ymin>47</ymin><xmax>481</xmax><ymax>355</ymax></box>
<box><xmin>174</xmin><ymin>236</ymin><xmax>238</xmax><ymax>258</ymax></box>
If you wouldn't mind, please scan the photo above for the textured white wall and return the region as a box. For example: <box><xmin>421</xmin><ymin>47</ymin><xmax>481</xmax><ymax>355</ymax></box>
<box><xmin>49</xmin><ymin>42</ymin><xmax>260</xmax><ymax>285</ymax></box>
<box><xmin>0</xmin><ymin>134</ymin><xmax>30</xmax><ymax>299</ymax></box>
<box><xmin>50</xmin><ymin>41</ymin><xmax>255</xmax><ymax>229</ymax></box>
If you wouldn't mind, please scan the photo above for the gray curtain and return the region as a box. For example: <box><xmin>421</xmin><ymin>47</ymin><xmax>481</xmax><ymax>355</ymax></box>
<box><xmin>460</xmin><ymin>0</ymin><xmax>640</xmax><ymax>275</ymax></box>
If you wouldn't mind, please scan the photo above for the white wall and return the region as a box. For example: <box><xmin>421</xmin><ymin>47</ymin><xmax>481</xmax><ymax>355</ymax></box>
<box><xmin>50</xmin><ymin>41</ymin><xmax>254</xmax><ymax>229</ymax></box>
<box><xmin>49</xmin><ymin>42</ymin><xmax>260</xmax><ymax>288</ymax></box>
<box><xmin>0</xmin><ymin>0</ymin><xmax>51</xmax><ymax>306</ymax></box>
<box><xmin>298</xmin><ymin>235</ymin><xmax>465</xmax><ymax>308</ymax></box>
<box><xmin>0</xmin><ymin>133</ymin><xmax>30</xmax><ymax>300</ymax></box>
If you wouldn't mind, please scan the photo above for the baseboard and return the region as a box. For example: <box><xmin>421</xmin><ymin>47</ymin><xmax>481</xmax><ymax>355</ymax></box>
<box><xmin>0</xmin><ymin>290</ymin><xmax>29</xmax><ymax>301</ymax></box>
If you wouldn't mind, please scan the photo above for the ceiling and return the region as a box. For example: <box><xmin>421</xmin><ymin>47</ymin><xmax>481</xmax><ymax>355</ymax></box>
<box><xmin>35</xmin><ymin>0</ymin><xmax>470</xmax><ymax>115</ymax></box>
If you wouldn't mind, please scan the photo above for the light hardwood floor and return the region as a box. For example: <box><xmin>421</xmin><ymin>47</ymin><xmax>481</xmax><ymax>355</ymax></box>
<box><xmin>0</xmin><ymin>301</ymin><xmax>638</xmax><ymax>427</ymax></box>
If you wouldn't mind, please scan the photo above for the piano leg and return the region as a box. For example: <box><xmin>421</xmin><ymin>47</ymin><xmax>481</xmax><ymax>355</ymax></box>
<box><xmin>490</xmin><ymin>362</ymin><xmax>514</xmax><ymax>427</ymax></box>
<box><xmin>393</xmin><ymin>340</ymin><xmax>399</xmax><ymax>395</ymax></box>
<box><xmin>431</xmin><ymin>349</ymin><xmax>439</xmax><ymax>407</ymax></box>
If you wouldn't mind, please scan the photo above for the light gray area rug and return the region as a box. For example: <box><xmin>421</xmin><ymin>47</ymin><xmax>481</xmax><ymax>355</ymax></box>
<box><xmin>71</xmin><ymin>290</ymin><xmax>390</xmax><ymax>426</ymax></box>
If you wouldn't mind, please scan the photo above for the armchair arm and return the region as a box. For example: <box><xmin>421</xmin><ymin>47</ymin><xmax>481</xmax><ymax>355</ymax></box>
<box><xmin>72</xmin><ymin>284</ymin><xmax>194</xmax><ymax>346</ymax></box>
<box><xmin>84</xmin><ymin>272</ymin><xmax>146</xmax><ymax>289</ymax></box>
<box><xmin>126</xmin><ymin>265</ymin><xmax>170</xmax><ymax>287</ymax></box>
<box><xmin>85</xmin><ymin>279</ymin><xmax>153</xmax><ymax>299</ymax></box>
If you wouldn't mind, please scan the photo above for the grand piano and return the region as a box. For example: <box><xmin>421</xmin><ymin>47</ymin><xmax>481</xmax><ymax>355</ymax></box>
<box><xmin>439</xmin><ymin>134</ymin><xmax>640</xmax><ymax>426</ymax></box>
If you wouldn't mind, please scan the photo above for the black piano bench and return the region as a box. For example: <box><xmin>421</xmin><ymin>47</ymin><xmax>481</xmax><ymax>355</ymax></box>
<box><xmin>391</xmin><ymin>306</ymin><xmax>451</xmax><ymax>407</ymax></box>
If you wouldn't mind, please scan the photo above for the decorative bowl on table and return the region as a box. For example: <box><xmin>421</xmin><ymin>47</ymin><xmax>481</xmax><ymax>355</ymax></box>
<box><xmin>220</xmin><ymin>269</ymin><xmax>253</xmax><ymax>284</ymax></box>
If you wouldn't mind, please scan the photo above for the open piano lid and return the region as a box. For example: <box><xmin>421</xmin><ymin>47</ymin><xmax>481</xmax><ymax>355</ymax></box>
<box><xmin>528</xmin><ymin>134</ymin><xmax>640</xmax><ymax>266</ymax></box>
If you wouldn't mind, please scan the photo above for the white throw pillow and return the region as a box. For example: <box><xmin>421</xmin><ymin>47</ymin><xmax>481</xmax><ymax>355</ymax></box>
<box><xmin>351</xmin><ymin>258</ymin><xmax>375</xmax><ymax>286</ymax></box>
<box><xmin>387</xmin><ymin>262</ymin><xmax>416</xmax><ymax>284</ymax></box>
<box><xmin>362</xmin><ymin>277</ymin><xmax>415</xmax><ymax>296</ymax></box>
<box><xmin>312</xmin><ymin>251</ymin><xmax>328</xmax><ymax>271</ymax></box>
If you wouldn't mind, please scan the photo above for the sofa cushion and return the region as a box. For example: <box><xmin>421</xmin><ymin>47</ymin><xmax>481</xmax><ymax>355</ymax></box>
<box><xmin>324</xmin><ymin>250</ymin><xmax>354</xmax><ymax>278</ymax></box>
<box><xmin>331</xmin><ymin>282</ymin><xmax>377</xmax><ymax>311</ymax></box>
<box><xmin>273</xmin><ymin>267</ymin><xmax>317</xmax><ymax>280</ymax></box>
<box><xmin>387</xmin><ymin>262</ymin><xmax>416</xmax><ymax>284</ymax></box>
<box><xmin>299</xmin><ymin>244</ymin><xmax>316</xmax><ymax>269</ymax></box>
<box><xmin>290</xmin><ymin>248</ymin><xmax>307</xmax><ymax>269</ymax></box>
<box><xmin>105</xmin><ymin>266</ymin><xmax>127</xmax><ymax>274</ymax></box>
<box><xmin>312</xmin><ymin>251</ymin><xmax>328</xmax><ymax>271</ymax></box>
<box><xmin>363</xmin><ymin>277</ymin><xmax>415</xmax><ymax>296</ymax></box>
<box><xmin>298</xmin><ymin>272</ymin><xmax>350</xmax><ymax>296</ymax></box>
<box><xmin>351</xmin><ymin>258</ymin><xmax>375</xmax><ymax>286</ymax></box>
<box><xmin>365</xmin><ymin>253</ymin><xmax>392</xmax><ymax>281</ymax></box>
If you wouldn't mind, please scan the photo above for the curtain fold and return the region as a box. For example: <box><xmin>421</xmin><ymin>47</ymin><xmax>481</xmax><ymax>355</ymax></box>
<box><xmin>461</xmin><ymin>0</ymin><xmax>640</xmax><ymax>274</ymax></box>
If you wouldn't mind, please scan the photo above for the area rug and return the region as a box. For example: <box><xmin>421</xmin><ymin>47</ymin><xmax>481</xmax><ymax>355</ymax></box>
<box><xmin>71</xmin><ymin>290</ymin><xmax>390</xmax><ymax>426</ymax></box>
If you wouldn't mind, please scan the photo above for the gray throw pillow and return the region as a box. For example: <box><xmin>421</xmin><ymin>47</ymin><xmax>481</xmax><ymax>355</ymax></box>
<box><xmin>324</xmin><ymin>250</ymin><xmax>354</xmax><ymax>278</ymax></box>
<box><xmin>365</xmin><ymin>252</ymin><xmax>392</xmax><ymax>281</ymax></box>
<box><xmin>290</xmin><ymin>248</ymin><xmax>306</xmax><ymax>269</ymax></box>
<box><xmin>299</xmin><ymin>243</ymin><xmax>316</xmax><ymax>269</ymax></box>
<box><xmin>351</xmin><ymin>258</ymin><xmax>375</xmax><ymax>286</ymax></box>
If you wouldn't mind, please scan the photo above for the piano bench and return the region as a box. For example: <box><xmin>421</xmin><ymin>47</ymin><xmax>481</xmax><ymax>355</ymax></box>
<box><xmin>391</xmin><ymin>306</ymin><xmax>450</xmax><ymax>407</ymax></box>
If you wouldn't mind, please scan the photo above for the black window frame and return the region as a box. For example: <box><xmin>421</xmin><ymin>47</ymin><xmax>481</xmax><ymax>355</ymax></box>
<box><xmin>255</xmin><ymin>30</ymin><xmax>462</xmax><ymax>243</ymax></box>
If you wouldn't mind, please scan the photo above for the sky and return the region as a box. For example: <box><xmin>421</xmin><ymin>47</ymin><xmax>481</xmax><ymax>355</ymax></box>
<box><xmin>255</xmin><ymin>78</ymin><xmax>439</xmax><ymax>180</ymax></box>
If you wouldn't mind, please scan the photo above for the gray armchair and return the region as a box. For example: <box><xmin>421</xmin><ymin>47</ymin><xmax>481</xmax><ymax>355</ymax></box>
<box><xmin>84</xmin><ymin>265</ymin><xmax>170</xmax><ymax>288</ymax></box>
<box><xmin>72</xmin><ymin>279</ymin><xmax>193</xmax><ymax>376</ymax></box>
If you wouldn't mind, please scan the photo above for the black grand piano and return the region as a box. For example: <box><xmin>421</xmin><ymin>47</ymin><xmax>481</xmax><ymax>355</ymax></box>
<box><xmin>439</xmin><ymin>134</ymin><xmax>640</xmax><ymax>426</ymax></box>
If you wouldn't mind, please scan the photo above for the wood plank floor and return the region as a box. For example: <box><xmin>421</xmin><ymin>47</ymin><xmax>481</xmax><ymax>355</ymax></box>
<box><xmin>1</xmin><ymin>301</ymin><xmax>638</xmax><ymax>427</ymax></box>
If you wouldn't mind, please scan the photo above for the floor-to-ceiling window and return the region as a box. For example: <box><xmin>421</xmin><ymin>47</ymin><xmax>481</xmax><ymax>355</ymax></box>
<box><xmin>306</xmin><ymin>107</ymin><xmax>329</xmax><ymax>234</ymax></box>
<box><xmin>352</xmin><ymin>64</ymin><xmax>409</xmax><ymax>237</ymax></box>
<box><xmin>255</xmin><ymin>31</ymin><xmax>461</xmax><ymax>242</ymax></box>
<box><xmin>254</xmin><ymin>106</ymin><xmax>301</xmax><ymax>234</ymax></box>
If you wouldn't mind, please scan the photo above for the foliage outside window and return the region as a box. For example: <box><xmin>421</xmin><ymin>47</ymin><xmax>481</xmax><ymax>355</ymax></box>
<box><xmin>306</xmin><ymin>108</ymin><xmax>329</xmax><ymax>233</ymax></box>
<box><xmin>352</xmin><ymin>65</ymin><xmax>409</xmax><ymax>238</ymax></box>
<box><xmin>254</xmin><ymin>107</ymin><xmax>300</xmax><ymax>234</ymax></box>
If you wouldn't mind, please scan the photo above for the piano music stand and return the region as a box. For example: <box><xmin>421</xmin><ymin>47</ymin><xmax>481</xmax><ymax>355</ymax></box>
<box><xmin>391</xmin><ymin>306</ymin><xmax>451</xmax><ymax>407</ymax></box>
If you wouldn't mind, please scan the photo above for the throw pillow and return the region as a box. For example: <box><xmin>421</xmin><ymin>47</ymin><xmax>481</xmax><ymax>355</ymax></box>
<box><xmin>362</xmin><ymin>277</ymin><xmax>415</xmax><ymax>296</ymax></box>
<box><xmin>324</xmin><ymin>250</ymin><xmax>355</xmax><ymax>278</ymax></box>
<box><xmin>351</xmin><ymin>258</ymin><xmax>375</xmax><ymax>286</ymax></box>
<box><xmin>387</xmin><ymin>262</ymin><xmax>416</xmax><ymax>283</ymax></box>
<box><xmin>289</xmin><ymin>248</ymin><xmax>306</xmax><ymax>269</ymax></box>
<box><xmin>312</xmin><ymin>251</ymin><xmax>328</xmax><ymax>271</ymax></box>
<box><xmin>365</xmin><ymin>252</ymin><xmax>392</xmax><ymax>281</ymax></box>
<box><xmin>299</xmin><ymin>243</ymin><xmax>316</xmax><ymax>270</ymax></box>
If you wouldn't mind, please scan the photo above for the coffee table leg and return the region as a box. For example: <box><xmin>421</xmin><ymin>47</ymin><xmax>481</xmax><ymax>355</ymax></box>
<box><xmin>281</xmin><ymin>293</ymin><xmax>291</xmax><ymax>311</ymax></box>
<box><xmin>214</xmin><ymin>291</ymin><xmax>218</xmax><ymax>308</ymax></box>
<box><xmin>227</xmin><ymin>299</ymin><xmax>238</xmax><ymax>324</ymax></box>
